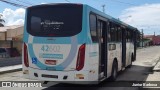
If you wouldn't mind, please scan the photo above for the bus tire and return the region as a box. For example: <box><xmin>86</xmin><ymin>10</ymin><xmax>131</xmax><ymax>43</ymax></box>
<box><xmin>128</xmin><ymin>54</ymin><xmax>133</xmax><ymax>68</ymax></box>
<box><xmin>110</xmin><ymin>60</ymin><xmax>118</xmax><ymax>81</ymax></box>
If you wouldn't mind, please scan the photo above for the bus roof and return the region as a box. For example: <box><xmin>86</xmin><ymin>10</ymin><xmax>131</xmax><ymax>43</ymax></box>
<box><xmin>85</xmin><ymin>4</ymin><xmax>138</xmax><ymax>31</ymax></box>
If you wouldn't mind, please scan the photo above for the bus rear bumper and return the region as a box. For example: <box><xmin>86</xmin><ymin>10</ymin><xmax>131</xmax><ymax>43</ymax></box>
<box><xmin>23</xmin><ymin>67</ymin><xmax>98</xmax><ymax>84</ymax></box>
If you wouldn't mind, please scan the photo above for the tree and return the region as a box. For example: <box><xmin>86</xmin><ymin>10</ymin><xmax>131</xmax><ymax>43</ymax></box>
<box><xmin>0</xmin><ymin>14</ymin><xmax>5</xmax><ymax>27</ymax></box>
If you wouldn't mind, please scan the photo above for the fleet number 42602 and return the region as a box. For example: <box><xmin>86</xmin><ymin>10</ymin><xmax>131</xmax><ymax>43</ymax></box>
<box><xmin>41</xmin><ymin>45</ymin><xmax>60</xmax><ymax>52</ymax></box>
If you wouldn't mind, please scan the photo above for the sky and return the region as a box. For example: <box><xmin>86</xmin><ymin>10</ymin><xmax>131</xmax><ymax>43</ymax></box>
<box><xmin>0</xmin><ymin>0</ymin><xmax>160</xmax><ymax>35</ymax></box>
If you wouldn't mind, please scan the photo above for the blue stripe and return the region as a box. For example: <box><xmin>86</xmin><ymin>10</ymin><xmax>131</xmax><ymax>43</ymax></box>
<box><xmin>76</xmin><ymin>5</ymin><xmax>87</xmax><ymax>44</ymax></box>
<box><xmin>28</xmin><ymin>44</ymin><xmax>64</xmax><ymax>70</ymax></box>
<box><xmin>28</xmin><ymin>35</ymin><xmax>78</xmax><ymax>71</ymax></box>
<box><xmin>33</xmin><ymin>37</ymin><xmax>71</xmax><ymax>44</ymax></box>
<box><xmin>23</xmin><ymin>10</ymin><xmax>29</xmax><ymax>42</ymax></box>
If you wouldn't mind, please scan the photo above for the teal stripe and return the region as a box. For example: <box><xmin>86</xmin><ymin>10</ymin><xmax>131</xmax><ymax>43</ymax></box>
<box><xmin>28</xmin><ymin>44</ymin><xmax>64</xmax><ymax>70</ymax></box>
<box><xmin>23</xmin><ymin>10</ymin><xmax>29</xmax><ymax>42</ymax></box>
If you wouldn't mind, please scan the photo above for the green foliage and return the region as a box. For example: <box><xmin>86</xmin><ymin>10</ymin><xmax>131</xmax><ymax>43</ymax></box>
<box><xmin>0</xmin><ymin>14</ymin><xmax>5</xmax><ymax>27</ymax></box>
<box><xmin>142</xmin><ymin>38</ymin><xmax>151</xmax><ymax>42</ymax></box>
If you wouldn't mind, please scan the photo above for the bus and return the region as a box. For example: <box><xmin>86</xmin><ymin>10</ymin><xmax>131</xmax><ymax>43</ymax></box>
<box><xmin>23</xmin><ymin>3</ymin><xmax>139</xmax><ymax>84</ymax></box>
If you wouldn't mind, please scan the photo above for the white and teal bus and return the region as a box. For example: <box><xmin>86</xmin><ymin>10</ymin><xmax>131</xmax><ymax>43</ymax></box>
<box><xmin>23</xmin><ymin>3</ymin><xmax>139</xmax><ymax>84</ymax></box>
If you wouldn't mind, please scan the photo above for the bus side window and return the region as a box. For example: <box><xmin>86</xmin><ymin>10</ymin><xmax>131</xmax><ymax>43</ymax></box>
<box><xmin>126</xmin><ymin>29</ymin><xmax>129</xmax><ymax>42</ymax></box>
<box><xmin>90</xmin><ymin>14</ymin><xmax>98</xmax><ymax>43</ymax></box>
<box><xmin>109</xmin><ymin>22</ymin><xmax>117</xmax><ymax>42</ymax></box>
<box><xmin>110</xmin><ymin>23</ymin><xmax>114</xmax><ymax>42</ymax></box>
<box><xmin>126</xmin><ymin>29</ymin><xmax>132</xmax><ymax>42</ymax></box>
<box><xmin>108</xmin><ymin>28</ymin><xmax>111</xmax><ymax>42</ymax></box>
<box><xmin>130</xmin><ymin>30</ymin><xmax>133</xmax><ymax>42</ymax></box>
<box><xmin>117</xmin><ymin>27</ymin><xmax>122</xmax><ymax>42</ymax></box>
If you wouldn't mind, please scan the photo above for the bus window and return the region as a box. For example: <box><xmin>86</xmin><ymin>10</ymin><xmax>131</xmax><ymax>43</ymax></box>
<box><xmin>117</xmin><ymin>27</ymin><xmax>122</xmax><ymax>42</ymax></box>
<box><xmin>90</xmin><ymin>14</ymin><xmax>98</xmax><ymax>42</ymax></box>
<box><xmin>27</xmin><ymin>5</ymin><xmax>83</xmax><ymax>37</ymax></box>
<box><xmin>126</xmin><ymin>30</ymin><xmax>129</xmax><ymax>42</ymax></box>
<box><xmin>126</xmin><ymin>29</ymin><xmax>132</xmax><ymax>42</ymax></box>
<box><xmin>109</xmin><ymin>23</ymin><xmax>117</xmax><ymax>42</ymax></box>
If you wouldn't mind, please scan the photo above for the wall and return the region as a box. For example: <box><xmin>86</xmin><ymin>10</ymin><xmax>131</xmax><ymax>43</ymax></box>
<box><xmin>0</xmin><ymin>26</ymin><xmax>23</xmax><ymax>56</ymax></box>
<box><xmin>7</xmin><ymin>26</ymin><xmax>24</xmax><ymax>40</ymax></box>
<box><xmin>0</xmin><ymin>40</ymin><xmax>22</xmax><ymax>55</ymax></box>
<box><xmin>0</xmin><ymin>32</ymin><xmax>6</xmax><ymax>40</ymax></box>
<box><xmin>0</xmin><ymin>40</ymin><xmax>11</xmax><ymax>47</ymax></box>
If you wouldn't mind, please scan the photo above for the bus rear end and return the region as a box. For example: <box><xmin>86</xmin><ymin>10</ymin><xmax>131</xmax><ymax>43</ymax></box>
<box><xmin>22</xmin><ymin>4</ymin><xmax>92</xmax><ymax>83</ymax></box>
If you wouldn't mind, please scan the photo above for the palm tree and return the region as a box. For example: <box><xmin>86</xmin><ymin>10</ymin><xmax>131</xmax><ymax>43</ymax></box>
<box><xmin>0</xmin><ymin>14</ymin><xmax>5</xmax><ymax>27</ymax></box>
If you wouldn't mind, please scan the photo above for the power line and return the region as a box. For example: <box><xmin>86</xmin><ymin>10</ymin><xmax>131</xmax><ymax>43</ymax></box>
<box><xmin>15</xmin><ymin>0</ymin><xmax>34</xmax><ymax>6</ymax></box>
<box><xmin>7</xmin><ymin>0</ymin><xmax>30</xmax><ymax>7</ymax></box>
<box><xmin>0</xmin><ymin>0</ymin><xmax>28</xmax><ymax>8</ymax></box>
<box><xmin>111</xmin><ymin>0</ymin><xmax>160</xmax><ymax>9</ymax></box>
<box><xmin>108</xmin><ymin>0</ymin><xmax>137</xmax><ymax>6</ymax></box>
<box><xmin>94</xmin><ymin>0</ymin><xmax>160</xmax><ymax>10</ymax></box>
<box><xmin>92</xmin><ymin>0</ymin><xmax>137</xmax><ymax>7</ymax></box>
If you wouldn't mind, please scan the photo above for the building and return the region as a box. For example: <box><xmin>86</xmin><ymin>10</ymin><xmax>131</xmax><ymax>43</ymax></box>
<box><xmin>7</xmin><ymin>26</ymin><xmax>24</xmax><ymax>41</ymax></box>
<box><xmin>143</xmin><ymin>34</ymin><xmax>160</xmax><ymax>46</ymax></box>
<box><xmin>0</xmin><ymin>25</ymin><xmax>23</xmax><ymax>41</ymax></box>
<box><xmin>152</xmin><ymin>36</ymin><xmax>160</xmax><ymax>45</ymax></box>
<box><xmin>0</xmin><ymin>25</ymin><xmax>23</xmax><ymax>56</ymax></box>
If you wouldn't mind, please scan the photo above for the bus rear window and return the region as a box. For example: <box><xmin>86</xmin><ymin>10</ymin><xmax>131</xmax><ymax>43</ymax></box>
<box><xmin>27</xmin><ymin>4</ymin><xmax>83</xmax><ymax>37</ymax></box>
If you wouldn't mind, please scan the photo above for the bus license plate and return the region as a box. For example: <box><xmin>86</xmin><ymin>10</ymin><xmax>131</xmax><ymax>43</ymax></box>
<box><xmin>45</xmin><ymin>60</ymin><xmax>56</xmax><ymax>65</ymax></box>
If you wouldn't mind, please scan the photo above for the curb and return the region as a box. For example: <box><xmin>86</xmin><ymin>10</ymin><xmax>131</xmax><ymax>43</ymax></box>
<box><xmin>0</xmin><ymin>65</ymin><xmax>22</xmax><ymax>74</ymax></box>
<box><xmin>152</xmin><ymin>57</ymin><xmax>160</xmax><ymax>71</ymax></box>
<box><xmin>151</xmin><ymin>57</ymin><xmax>160</xmax><ymax>66</ymax></box>
<box><xmin>0</xmin><ymin>68</ymin><xmax>22</xmax><ymax>74</ymax></box>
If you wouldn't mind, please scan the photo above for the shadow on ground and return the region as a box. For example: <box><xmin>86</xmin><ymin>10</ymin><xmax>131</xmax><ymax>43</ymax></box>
<box><xmin>43</xmin><ymin>65</ymin><xmax>154</xmax><ymax>90</ymax></box>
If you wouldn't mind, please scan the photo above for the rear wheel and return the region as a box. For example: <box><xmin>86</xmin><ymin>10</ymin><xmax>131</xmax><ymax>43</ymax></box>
<box><xmin>110</xmin><ymin>61</ymin><xmax>118</xmax><ymax>81</ymax></box>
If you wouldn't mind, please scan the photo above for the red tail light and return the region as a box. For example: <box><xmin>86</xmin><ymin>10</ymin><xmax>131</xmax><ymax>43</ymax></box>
<box><xmin>76</xmin><ymin>44</ymin><xmax>86</xmax><ymax>71</ymax></box>
<box><xmin>24</xmin><ymin>43</ymin><xmax>29</xmax><ymax>67</ymax></box>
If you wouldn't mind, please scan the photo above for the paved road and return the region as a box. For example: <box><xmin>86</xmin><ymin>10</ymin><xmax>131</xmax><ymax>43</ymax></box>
<box><xmin>0</xmin><ymin>46</ymin><xmax>160</xmax><ymax>90</ymax></box>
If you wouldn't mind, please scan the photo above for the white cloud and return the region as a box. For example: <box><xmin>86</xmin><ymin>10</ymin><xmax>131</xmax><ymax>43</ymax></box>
<box><xmin>119</xmin><ymin>4</ymin><xmax>160</xmax><ymax>35</ymax></box>
<box><xmin>12</xmin><ymin>19</ymin><xmax>24</xmax><ymax>25</ymax></box>
<box><xmin>1</xmin><ymin>8</ymin><xmax>25</xmax><ymax>26</ymax></box>
<box><xmin>15</xmin><ymin>8</ymin><xmax>25</xmax><ymax>18</ymax></box>
<box><xmin>41</xmin><ymin>3</ymin><xmax>46</xmax><ymax>4</ymax></box>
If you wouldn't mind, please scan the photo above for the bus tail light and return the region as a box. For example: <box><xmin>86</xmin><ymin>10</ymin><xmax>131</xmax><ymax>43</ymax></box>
<box><xmin>76</xmin><ymin>44</ymin><xmax>86</xmax><ymax>71</ymax></box>
<box><xmin>24</xmin><ymin>43</ymin><xmax>29</xmax><ymax>67</ymax></box>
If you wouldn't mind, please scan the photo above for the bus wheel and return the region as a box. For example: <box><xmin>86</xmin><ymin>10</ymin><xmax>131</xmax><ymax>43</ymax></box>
<box><xmin>110</xmin><ymin>61</ymin><xmax>118</xmax><ymax>81</ymax></box>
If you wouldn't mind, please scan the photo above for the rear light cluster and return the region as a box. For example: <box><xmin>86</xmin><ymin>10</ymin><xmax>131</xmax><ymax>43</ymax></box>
<box><xmin>76</xmin><ymin>44</ymin><xmax>86</xmax><ymax>71</ymax></box>
<box><xmin>24</xmin><ymin>43</ymin><xmax>29</xmax><ymax>67</ymax></box>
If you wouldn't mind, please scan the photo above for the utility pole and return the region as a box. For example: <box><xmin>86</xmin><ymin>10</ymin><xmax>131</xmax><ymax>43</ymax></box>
<box><xmin>102</xmin><ymin>4</ymin><xmax>105</xmax><ymax>13</ymax></box>
<box><xmin>141</xmin><ymin>29</ymin><xmax>144</xmax><ymax>47</ymax></box>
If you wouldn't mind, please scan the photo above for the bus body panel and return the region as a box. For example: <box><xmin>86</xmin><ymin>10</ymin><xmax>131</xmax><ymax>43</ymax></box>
<box><xmin>126</xmin><ymin>42</ymin><xmax>134</xmax><ymax>67</ymax></box>
<box><xmin>126</xmin><ymin>42</ymin><xmax>130</xmax><ymax>66</ymax></box>
<box><xmin>107</xmin><ymin>42</ymin><xmax>122</xmax><ymax>78</ymax></box>
<box><xmin>86</xmin><ymin>5</ymin><xmax>100</xmax><ymax>81</ymax></box>
<box><xmin>23</xmin><ymin>3</ymin><xmax>137</xmax><ymax>84</ymax></box>
<box><xmin>127</xmin><ymin>42</ymin><xmax>134</xmax><ymax>65</ymax></box>
<box><xmin>23</xmin><ymin>4</ymin><xmax>99</xmax><ymax>82</ymax></box>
